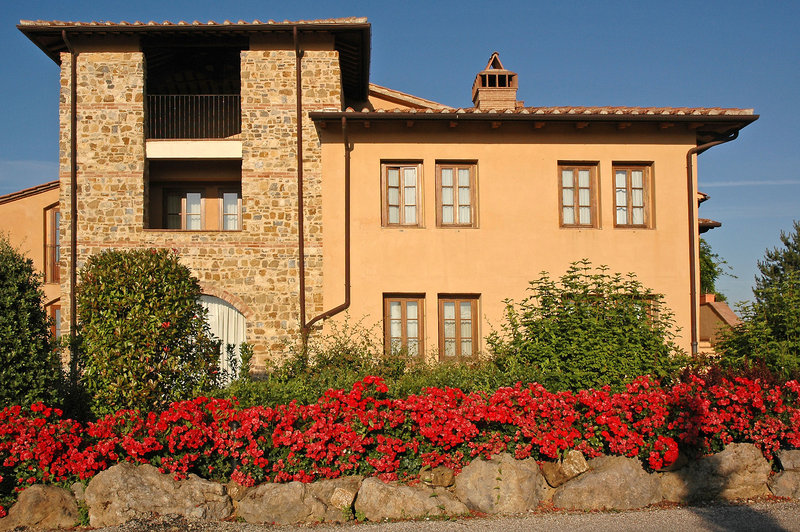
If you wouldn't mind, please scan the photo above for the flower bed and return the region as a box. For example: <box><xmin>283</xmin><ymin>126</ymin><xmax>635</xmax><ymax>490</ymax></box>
<box><xmin>2</xmin><ymin>375</ymin><xmax>800</xmax><ymax>517</ymax></box>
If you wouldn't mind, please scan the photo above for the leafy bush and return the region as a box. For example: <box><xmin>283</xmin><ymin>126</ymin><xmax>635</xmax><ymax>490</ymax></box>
<box><xmin>717</xmin><ymin>222</ymin><xmax>800</xmax><ymax>380</ymax></box>
<box><xmin>717</xmin><ymin>271</ymin><xmax>800</xmax><ymax>380</ymax></box>
<box><xmin>0</xmin><ymin>235</ymin><xmax>61</xmax><ymax>408</ymax></box>
<box><xmin>1</xmin><ymin>375</ymin><xmax>799</xmax><ymax>512</ymax></box>
<box><xmin>76</xmin><ymin>249</ymin><xmax>219</xmax><ymax>417</ymax></box>
<box><xmin>487</xmin><ymin>260</ymin><xmax>685</xmax><ymax>391</ymax></box>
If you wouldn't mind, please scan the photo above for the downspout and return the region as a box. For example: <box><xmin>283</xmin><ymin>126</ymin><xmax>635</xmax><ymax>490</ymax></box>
<box><xmin>62</xmin><ymin>30</ymin><xmax>79</xmax><ymax>365</ymax></box>
<box><xmin>294</xmin><ymin>26</ymin><xmax>308</xmax><ymax>340</ymax></box>
<box><xmin>686</xmin><ymin>130</ymin><xmax>738</xmax><ymax>356</ymax></box>
<box><xmin>304</xmin><ymin>117</ymin><xmax>352</xmax><ymax>332</ymax></box>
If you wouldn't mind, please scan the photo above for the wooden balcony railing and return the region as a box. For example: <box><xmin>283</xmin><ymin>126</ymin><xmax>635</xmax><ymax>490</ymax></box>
<box><xmin>147</xmin><ymin>94</ymin><xmax>241</xmax><ymax>139</ymax></box>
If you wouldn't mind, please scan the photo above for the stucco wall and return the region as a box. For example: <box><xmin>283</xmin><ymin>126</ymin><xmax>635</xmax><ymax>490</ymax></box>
<box><xmin>320</xmin><ymin>121</ymin><xmax>699</xmax><ymax>356</ymax></box>
<box><xmin>0</xmin><ymin>185</ymin><xmax>60</xmax><ymax>304</ymax></box>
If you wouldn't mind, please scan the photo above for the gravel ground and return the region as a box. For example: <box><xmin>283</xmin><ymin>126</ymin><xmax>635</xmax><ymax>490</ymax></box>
<box><xmin>79</xmin><ymin>499</ymin><xmax>800</xmax><ymax>532</ymax></box>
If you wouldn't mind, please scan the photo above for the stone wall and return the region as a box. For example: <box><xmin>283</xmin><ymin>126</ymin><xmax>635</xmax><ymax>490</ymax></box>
<box><xmin>58</xmin><ymin>47</ymin><xmax>341</xmax><ymax>368</ymax></box>
<box><xmin>58</xmin><ymin>52</ymin><xmax>146</xmax><ymax>339</ymax></box>
<box><xmin>3</xmin><ymin>444</ymin><xmax>799</xmax><ymax>529</ymax></box>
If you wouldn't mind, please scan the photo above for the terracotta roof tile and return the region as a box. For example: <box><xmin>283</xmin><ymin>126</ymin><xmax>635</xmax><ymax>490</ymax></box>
<box><xmin>0</xmin><ymin>180</ymin><xmax>58</xmax><ymax>205</ymax></box>
<box><xmin>336</xmin><ymin>105</ymin><xmax>754</xmax><ymax>116</ymax></box>
<box><xmin>18</xmin><ymin>17</ymin><xmax>368</xmax><ymax>28</ymax></box>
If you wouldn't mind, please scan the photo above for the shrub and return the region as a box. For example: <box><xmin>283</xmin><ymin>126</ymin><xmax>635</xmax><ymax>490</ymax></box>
<box><xmin>717</xmin><ymin>270</ymin><xmax>800</xmax><ymax>380</ymax></box>
<box><xmin>0</xmin><ymin>235</ymin><xmax>61</xmax><ymax>408</ymax></box>
<box><xmin>717</xmin><ymin>222</ymin><xmax>800</xmax><ymax>380</ymax></box>
<box><xmin>76</xmin><ymin>248</ymin><xmax>219</xmax><ymax>417</ymax></box>
<box><xmin>487</xmin><ymin>260</ymin><xmax>685</xmax><ymax>391</ymax></box>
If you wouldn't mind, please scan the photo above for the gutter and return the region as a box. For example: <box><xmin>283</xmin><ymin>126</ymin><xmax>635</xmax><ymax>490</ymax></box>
<box><xmin>686</xmin><ymin>130</ymin><xmax>739</xmax><ymax>356</ymax></box>
<box><xmin>62</xmin><ymin>30</ymin><xmax>79</xmax><ymax>365</ymax></box>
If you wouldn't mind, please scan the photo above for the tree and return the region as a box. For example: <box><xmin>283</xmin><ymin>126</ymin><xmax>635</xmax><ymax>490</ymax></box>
<box><xmin>699</xmin><ymin>238</ymin><xmax>733</xmax><ymax>302</ymax></box>
<box><xmin>718</xmin><ymin>221</ymin><xmax>800</xmax><ymax>379</ymax></box>
<box><xmin>76</xmin><ymin>248</ymin><xmax>219</xmax><ymax>417</ymax></box>
<box><xmin>755</xmin><ymin>220</ymin><xmax>800</xmax><ymax>301</ymax></box>
<box><xmin>487</xmin><ymin>260</ymin><xmax>685</xmax><ymax>391</ymax></box>
<box><xmin>0</xmin><ymin>235</ymin><xmax>61</xmax><ymax>407</ymax></box>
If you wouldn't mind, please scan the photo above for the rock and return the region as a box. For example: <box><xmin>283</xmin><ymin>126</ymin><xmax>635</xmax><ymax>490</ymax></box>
<box><xmin>0</xmin><ymin>485</ymin><xmax>78</xmax><ymax>531</ymax></box>
<box><xmin>454</xmin><ymin>453</ymin><xmax>548</xmax><ymax>514</ymax></box>
<box><xmin>71</xmin><ymin>481</ymin><xmax>86</xmax><ymax>503</ymax></box>
<box><xmin>776</xmin><ymin>450</ymin><xmax>800</xmax><ymax>471</ymax></box>
<box><xmin>237</xmin><ymin>476</ymin><xmax>362</xmax><ymax>524</ymax></box>
<box><xmin>541</xmin><ymin>450</ymin><xmax>589</xmax><ymax>488</ymax></box>
<box><xmin>84</xmin><ymin>462</ymin><xmax>232</xmax><ymax>527</ymax></box>
<box><xmin>354</xmin><ymin>477</ymin><xmax>467</xmax><ymax>522</ymax></box>
<box><xmin>307</xmin><ymin>477</ymin><xmax>363</xmax><ymax>522</ymax></box>
<box><xmin>552</xmin><ymin>456</ymin><xmax>660</xmax><ymax>510</ymax></box>
<box><xmin>658</xmin><ymin>443</ymin><xmax>771</xmax><ymax>502</ymax></box>
<box><xmin>226</xmin><ymin>480</ymin><xmax>251</xmax><ymax>502</ymax></box>
<box><xmin>769</xmin><ymin>470</ymin><xmax>800</xmax><ymax>499</ymax></box>
<box><xmin>420</xmin><ymin>465</ymin><xmax>455</xmax><ymax>487</ymax></box>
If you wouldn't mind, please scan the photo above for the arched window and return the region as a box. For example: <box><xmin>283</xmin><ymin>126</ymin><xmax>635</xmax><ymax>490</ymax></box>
<box><xmin>199</xmin><ymin>295</ymin><xmax>246</xmax><ymax>382</ymax></box>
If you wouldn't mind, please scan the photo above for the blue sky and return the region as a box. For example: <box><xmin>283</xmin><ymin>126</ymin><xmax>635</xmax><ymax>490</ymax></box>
<box><xmin>1</xmin><ymin>0</ymin><xmax>798</xmax><ymax>305</ymax></box>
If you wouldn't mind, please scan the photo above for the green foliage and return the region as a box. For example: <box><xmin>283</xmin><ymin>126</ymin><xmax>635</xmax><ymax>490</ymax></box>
<box><xmin>486</xmin><ymin>260</ymin><xmax>685</xmax><ymax>391</ymax></box>
<box><xmin>755</xmin><ymin>220</ymin><xmax>800</xmax><ymax>298</ymax></box>
<box><xmin>718</xmin><ymin>272</ymin><xmax>800</xmax><ymax>380</ymax></box>
<box><xmin>76</xmin><ymin>248</ymin><xmax>218</xmax><ymax>416</ymax></box>
<box><xmin>0</xmin><ymin>235</ymin><xmax>61</xmax><ymax>408</ymax></box>
<box><xmin>717</xmin><ymin>222</ymin><xmax>800</xmax><ymax>380</ymax></box>
<box><xmin>216</xmin><ymin>318</ymin><xmax>508</xmax><ymax>407</ymax></box>
<box><xmin>699</xmin><ymin>238</ymin><xmax>733</xmax><ymax>302</ymax></box>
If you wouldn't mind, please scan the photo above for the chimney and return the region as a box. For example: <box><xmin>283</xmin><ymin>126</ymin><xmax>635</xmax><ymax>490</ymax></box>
<box><xmin>471</xmin><ymin>52</ymin><xmax>522</xmax><ymax>110</ymax></box>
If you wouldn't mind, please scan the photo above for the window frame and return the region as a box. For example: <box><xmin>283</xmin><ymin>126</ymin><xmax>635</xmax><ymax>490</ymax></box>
<box><xmin>438</xmin><ymin>294</ymin><xmax>479</xmax><ymax>361</ymax></box>
<box><xmin>383</xmin><ymin>294</ymin><xmax>425</xmax><ymax>357</ymax></box>
<box><xmin>43</xmin><ymin>203</ymin><xmax>60</xmax><ymax>284</ymax></box>
<box><xmin>219</xmin><ymin>188</ymin><xmax>243</xmax><ymax>231</ymax></box>
<box><xmin>46</xmin><ymin>301</ymin><xmax>61</xmax><ymax>339</ymax></box>
<box><xmin>436</xmin><ymin>162</ymin><xmax>478</xmax><ymax>228</ymax></box>
<box><xmin>381</xmin><ymin>162</ymin><xmax>423</xmax><ymax>228</ymax></box>
<box><xmin>613</xmin><ymin>164</ymin><xmax>652</xmax><ymax>228</ymax></box>
<box><xmin>164</xmin><ymin>188</ymin><xmax>205</xmax><ymax>231</ymax></box>
<box><xmin>558</xmin><ymin>163</ymin><xmax>598</xmax><ymax>228</ymax></box>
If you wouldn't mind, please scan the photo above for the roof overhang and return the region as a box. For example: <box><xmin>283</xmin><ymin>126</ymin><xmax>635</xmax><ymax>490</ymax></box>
<box><xmin>310</xmin><ymin>110</ymin><xmax>758</xmax><ymax>145</ymax></box>
<box><xmin>18</xmin><ymin>20</ymin><xmax>372</xmax><ymax>101</ymax></box>
<box><xmin>0</xmin><ymin>180</ymin><xmax>58</xmax><ymax>205</ymax></box>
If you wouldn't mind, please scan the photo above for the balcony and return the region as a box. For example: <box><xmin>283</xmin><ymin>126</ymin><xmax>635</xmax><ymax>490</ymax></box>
<box><xmin>147</xmin><ymin>94</ymin><xmax>240</xmax><ymax>140</ymax></box>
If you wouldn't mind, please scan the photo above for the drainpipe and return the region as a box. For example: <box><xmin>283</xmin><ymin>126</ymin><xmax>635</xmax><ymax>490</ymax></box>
<box><xmin>294</xmin><ymin>26</ymin><xmax>307</xmax><ymax>340</ymax></box>
<box><xmin>686</xmin><ymin>130</ymin><xmax>738</xmax><ymax>356</ymax></box>
<box><xmin>294</xmin><ymin>31</ymin><xmax>352</xmax><ymax>350</ymax></box>
<box><xmin>62</xmin><ymin>30</ymin><xmax>79</xmax><ymax>365</ymax></box>
<box><xmin>304</xmin><ymin>117</ymin><xmax>352</xmax><ymax>334</ymax></box>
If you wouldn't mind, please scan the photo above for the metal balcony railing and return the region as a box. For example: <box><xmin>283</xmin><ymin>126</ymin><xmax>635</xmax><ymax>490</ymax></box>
<box><xmin>147</xmin><ymin>94</ymin><xmax>241</xmax><ymax>139</ymax></box>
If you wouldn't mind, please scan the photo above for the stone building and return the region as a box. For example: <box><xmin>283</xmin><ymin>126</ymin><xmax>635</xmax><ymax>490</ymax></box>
<box><xmin>13</xmin><ymin>17</ymin><xmax>756</xmax><ymax>369</ymax></box>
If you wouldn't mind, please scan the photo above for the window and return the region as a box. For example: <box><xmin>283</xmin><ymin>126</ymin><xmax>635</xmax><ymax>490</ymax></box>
<box><xmin>147</xmin><ymin>159</ymin><xmax>242</xmax><ymax>231</ymax></box>
<box><xmin>47</xmin><ymin>303</ymin><xmax>61</xmax><ymax>339</ymax></box>
<box><xmin>384</xmin><ymin>295</ymin><xmax>424</xmax><ymax>357</ymax></box>
<box><xmin>559</xmin><ymin>164</ymin><xmax>597</xmax><ymax>227</ymax></box>
<box><xmin>163</xmin><ymin>188</ymin><xmax>241</xmax><ymax>231</ymax></box>
<box><xmin>438</xmin><ymin>296</ymin><xmax>479</xmax><ymax>360</ymax></box>
<box><xmin>221</xmin><ymin>191</ymin><xmax>242</xmax><ymax>231</ymax></box>
<box><xmin>437</xmin><ymin>163</ymin><xmax>476</xmax><ymax>227</ymax></box>
<box><xmin>614</xmin><ymin>165</ymin><xmax>651</xmax><ymax>227</ymax></box>
<box><xmin>166</xmin><ymin>190</ymin><xmax>203</xmax><ymax>230</ymax></box>
<box><xmin>382</xmin><ymin>163</ymin><xmax>421</xmax><ymax>227</ymax></box>
<box><xmin>44</xmin><ymin>204</ymin><xmax>60</xmax><ymax>283</ymax></box>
